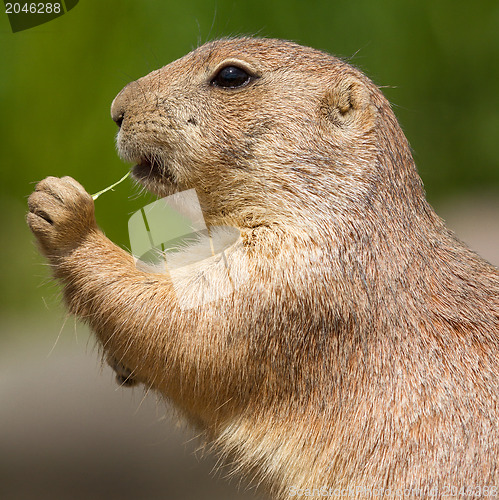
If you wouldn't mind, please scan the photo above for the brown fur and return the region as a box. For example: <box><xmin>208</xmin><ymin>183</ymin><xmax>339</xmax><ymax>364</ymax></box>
<box><xmin>28</xmin><ymin>38</ymin><xmax>499</xmax><ymax>498</ymax></box>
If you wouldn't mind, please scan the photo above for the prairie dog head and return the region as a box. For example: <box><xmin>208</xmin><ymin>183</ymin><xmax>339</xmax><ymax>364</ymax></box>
<box><xmin>111</xmin><ymin>38</ymin><xmax>407</xmax><ymax>230</ymax></box>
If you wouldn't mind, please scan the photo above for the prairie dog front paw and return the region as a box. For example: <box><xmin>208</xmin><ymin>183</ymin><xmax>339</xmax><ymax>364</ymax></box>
<box><xmin>27</xmin><ymin>176</ymin><xmax>97</xmax><ymax>256</ymax></box>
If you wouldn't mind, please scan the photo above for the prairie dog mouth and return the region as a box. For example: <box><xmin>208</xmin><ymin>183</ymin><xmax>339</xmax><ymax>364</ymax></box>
<box><xmin>132</xmin><ymin>156</ymin><xmax>176</xmax><ymax>185</ymax></box>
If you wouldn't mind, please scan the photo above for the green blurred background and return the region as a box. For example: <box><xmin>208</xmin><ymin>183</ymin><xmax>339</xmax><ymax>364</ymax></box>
<box><xmin>1</xmin><ymin>1</ymin><xmax>498</xmax><ymax>499</ymax></box>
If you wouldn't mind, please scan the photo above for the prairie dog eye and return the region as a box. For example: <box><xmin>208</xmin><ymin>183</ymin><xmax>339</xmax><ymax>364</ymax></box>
<box><xmin>211</xmin><ymin>66</ymin><xmax>252</xmax><ymax>89</ymax></box>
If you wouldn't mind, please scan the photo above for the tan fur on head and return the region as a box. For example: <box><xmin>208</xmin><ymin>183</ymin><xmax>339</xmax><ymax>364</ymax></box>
<box><xmin>110</xmin><ymin>38</ymin><xmax>385</xmax><ymax>231</ymax></box>
<box><xmin>28</xmin><ymin>37</ymin><xmax>499</xmax><ymax>499</ymax></box>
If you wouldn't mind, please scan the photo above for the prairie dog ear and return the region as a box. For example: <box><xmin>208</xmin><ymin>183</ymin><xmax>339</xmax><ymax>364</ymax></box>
<box><xmin>322</xmin><ymin>77</ymin><xmax>375</xmax><ymax>131</ymax></box>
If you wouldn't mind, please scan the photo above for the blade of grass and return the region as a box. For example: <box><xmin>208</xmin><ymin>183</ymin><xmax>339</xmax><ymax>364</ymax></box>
<box><xmin>91</xmin><ymin>171</ymin><xmax>131</xmax><ymax>200</ymax></box>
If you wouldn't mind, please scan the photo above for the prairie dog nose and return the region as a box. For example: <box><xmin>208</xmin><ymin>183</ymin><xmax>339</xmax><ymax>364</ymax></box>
<box><xmin>111</xmin><ymin>82</ymin><xmax>136</xmax><ymax>127</ymax></box>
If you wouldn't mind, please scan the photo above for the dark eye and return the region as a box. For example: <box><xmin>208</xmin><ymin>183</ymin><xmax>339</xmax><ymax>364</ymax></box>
<box><xmin>211</xmin><ymin>66</ymin><xmax>252</xmax><ymax>89</ymax></box>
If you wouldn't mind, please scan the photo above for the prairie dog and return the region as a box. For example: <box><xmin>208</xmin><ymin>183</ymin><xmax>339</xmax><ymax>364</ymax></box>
<box><xmin>28</xmin><ymin>38</ymin><xmax>499</xmax><ymax>498</ymax></box>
